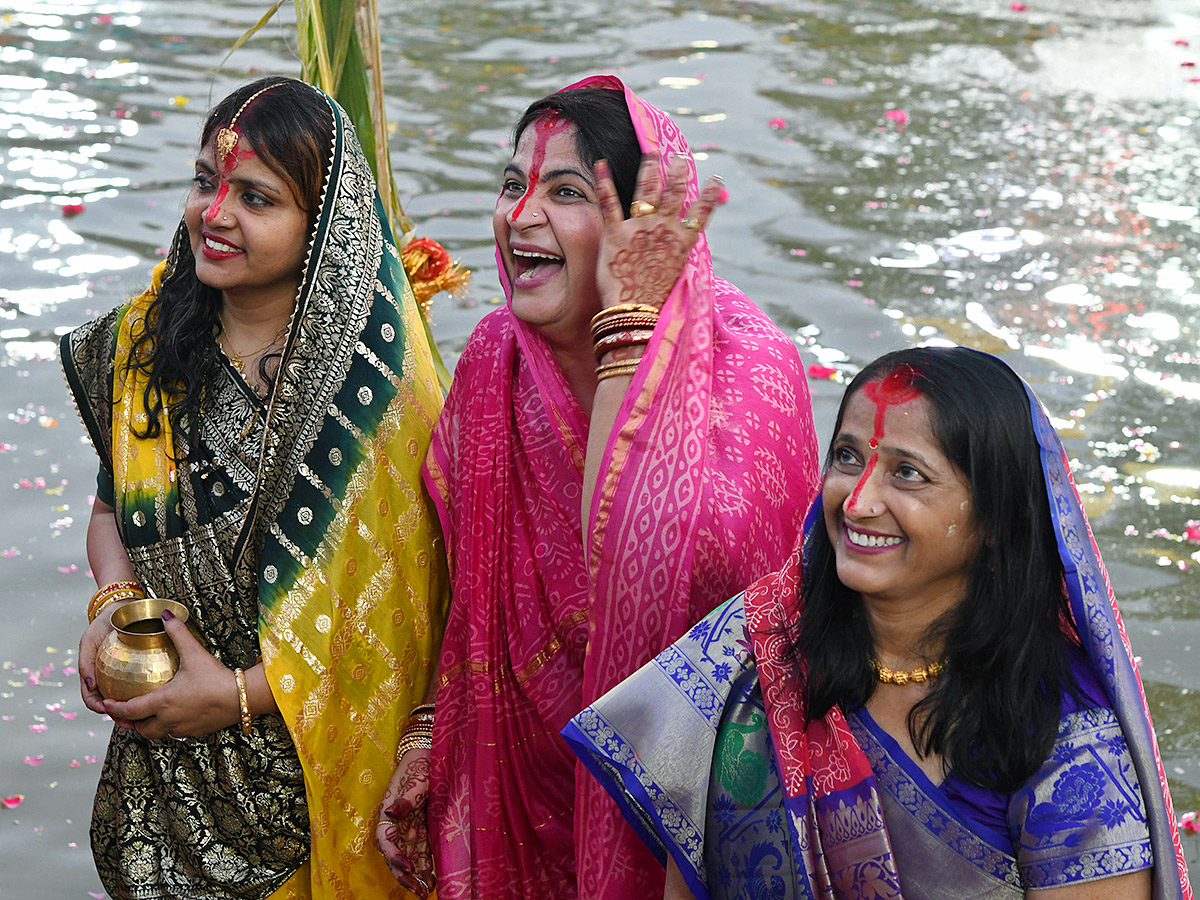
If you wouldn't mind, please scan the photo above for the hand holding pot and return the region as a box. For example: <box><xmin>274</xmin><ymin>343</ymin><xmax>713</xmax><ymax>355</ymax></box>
<box><xmin>103</xmin><ymin>609</ymin><xmax>243</xmax><ymax>741</ymax></box>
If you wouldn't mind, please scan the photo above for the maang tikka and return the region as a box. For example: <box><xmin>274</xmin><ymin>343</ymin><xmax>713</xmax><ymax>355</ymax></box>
<box><xmin>216</xmin><ymin>83</ymin><xmax>279</xmax><ymax>165</ymax></box>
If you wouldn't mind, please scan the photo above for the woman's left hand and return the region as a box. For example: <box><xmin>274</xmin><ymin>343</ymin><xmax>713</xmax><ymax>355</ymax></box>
<box><xmin>594</xmin><ymin>153</ymin><xmax>725</xmax><ymax>311</ymax></box>
<box><xmin>102</xmin><ymin>611</ymin><xmax>241</xmax><ymax>740</ymax></box>
<box><xmin>376</xmin><ymin>745</ymin><xmax>434</xmax><ymax>897</ymax></box>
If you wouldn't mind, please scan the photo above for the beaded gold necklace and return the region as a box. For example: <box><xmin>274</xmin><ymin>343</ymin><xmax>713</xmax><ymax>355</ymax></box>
<box><xmin>872</xmin><ymin>659</ymin><xmax>944</xmax><ymax>685</ymax></box>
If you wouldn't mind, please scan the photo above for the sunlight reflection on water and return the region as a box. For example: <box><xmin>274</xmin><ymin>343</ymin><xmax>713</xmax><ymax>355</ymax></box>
<box><xmin>0</xmin><ymin>0</ymin><xmax>1197</xmax><ymax>889</ymax></box>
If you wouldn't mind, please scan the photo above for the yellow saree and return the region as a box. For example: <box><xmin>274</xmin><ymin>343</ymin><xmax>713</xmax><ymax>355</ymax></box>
<box><xmin>61</xmin><ymin>86</ymin><xmax>447</xmax><ymax>900</ymax></box>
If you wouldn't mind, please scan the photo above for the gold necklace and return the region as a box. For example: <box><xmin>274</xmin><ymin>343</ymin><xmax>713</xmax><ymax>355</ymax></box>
<box><xmin>872</xmin><ymin>659</ymin><xmax>944</xmax><ymax>685</ymax></box>
<box><xmin>217</xmin><ymin>312</ymin><xmax>289</xmax><ymax>375</ymax></box>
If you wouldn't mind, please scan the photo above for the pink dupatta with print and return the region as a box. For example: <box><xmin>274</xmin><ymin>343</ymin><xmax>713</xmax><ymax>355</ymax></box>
<box><xmin>424</xmin><ymin>75</ymin><xmax>819</xmax><ymax>899</ymax></box>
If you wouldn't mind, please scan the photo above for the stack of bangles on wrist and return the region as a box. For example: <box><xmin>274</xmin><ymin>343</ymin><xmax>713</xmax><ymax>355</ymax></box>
<box><xmin>88</xmin><ymin>581</ymin><xmax>145</xmax><ymax>623</ymax></box>
<box><xmin>591</xmin><ymin>302</ymin><xmax>660</xmax><ymax>381</ymax></box>
<box><xmin>397</xmin><ymin>703</ymin><xmax>436</xmax><ymax>759</ymax></box>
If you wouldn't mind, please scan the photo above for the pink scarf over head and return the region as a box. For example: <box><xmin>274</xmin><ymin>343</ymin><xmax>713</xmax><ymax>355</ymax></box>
<box><xmin>425</xmin><ymin>74</ymin><xmax>820</xmax><ymax>900</ymax></box>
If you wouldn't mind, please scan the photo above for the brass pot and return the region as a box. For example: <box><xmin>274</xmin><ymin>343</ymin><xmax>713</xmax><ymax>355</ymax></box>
<box><xmin>95</xmin><ymin>598</ymin><xmax>190</xmax><ymax>701</ymax></box>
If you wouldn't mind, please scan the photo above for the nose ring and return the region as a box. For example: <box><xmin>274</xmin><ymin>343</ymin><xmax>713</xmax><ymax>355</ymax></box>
<box><xmin>531</xmin><ymin>212</ymin><xmax>538</xmax><ymax>219</ymax></box>
<box><xmin>870</xmin><ymin>505</ymin><xmax>879</xmax><ymax>515</ymax></box>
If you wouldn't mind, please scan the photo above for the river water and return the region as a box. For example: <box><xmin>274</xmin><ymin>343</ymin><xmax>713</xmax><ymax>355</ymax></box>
<box><xmin>1</xmin><ymin>0</ymin><xmax>1198</xmax><ymax>895</ymax></box>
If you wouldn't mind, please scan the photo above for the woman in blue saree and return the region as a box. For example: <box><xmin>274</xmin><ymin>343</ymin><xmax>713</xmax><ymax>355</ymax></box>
<box><xmin>565</xmin><ymin>346</ymin><xmax>1193</xmax><ymax>900</ymax></box>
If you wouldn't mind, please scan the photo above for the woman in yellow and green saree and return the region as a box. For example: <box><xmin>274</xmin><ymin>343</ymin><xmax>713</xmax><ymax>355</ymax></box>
<box><xmin>61</xmin><ymin>75</ymin><xmax>448</xmax><ymax>900</ymax></box>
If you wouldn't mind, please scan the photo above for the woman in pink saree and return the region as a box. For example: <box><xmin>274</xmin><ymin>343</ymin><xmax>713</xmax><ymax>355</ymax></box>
<box><xmin>377</xmin><ymin>75</ymin><xmax>820</xmax><ymax>899</ymax></box>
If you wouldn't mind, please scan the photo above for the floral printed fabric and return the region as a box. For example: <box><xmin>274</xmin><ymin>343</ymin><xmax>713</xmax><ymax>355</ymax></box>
<box><xmin>1012</xmin><ymin>706</ymin><xmax>1153</xmax><ymax>887</ymax></box>
<box><xmin>569</xmin><ymin>595</ymin><xmax>1154</xmax><ymax>900</ymax></box>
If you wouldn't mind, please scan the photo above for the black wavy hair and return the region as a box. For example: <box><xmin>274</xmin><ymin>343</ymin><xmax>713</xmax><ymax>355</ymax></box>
<box><xmin>128</xmin><ymin>75</ymin><xmax>333</xmax><ymax>445</ymax></box>
<box><xmin>793</xmin><ymin>346</ymin><xmax>1083</xmax><ymax>791</ymax></box>
<box><xmin>512</xmin><ymin>87</ymin><xmax>642</xmax><ymax>216</ymax></box>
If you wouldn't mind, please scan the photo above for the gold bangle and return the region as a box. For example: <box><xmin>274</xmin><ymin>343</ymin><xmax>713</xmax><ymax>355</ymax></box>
<box><xmin>233</xmin><ymin>668</ymin><xmax>252</xmax><ymax>735</ymax></box>
<box><xmin>596</xmin><ymin>359</ymin><xmax>642</xmax><ymax>382</ymax></box>
<box><xmin>590</xmin><ymin>302</ymin><xmax>660</xmax><ymax>326</ymax></box>
<box><xmin>88</xmin><ymin>583</ymin><xmax>146</xmax><ymax>623</ymax></box>
<box><xmin>396</xmin><ymin>730</ymin><xmax>433</xmax><ymax>759</ymax></box>
<box><xmin>89</xmin><ymin>591</ymin><xmax>139</xmax><ymax>623</ymax></box>
<box><xmin>91</xmin><ymin>580</ymin><xmax>143</xmax><ymax>601</ymax></box>
<box><xmin>594</xmin><ymin>330</ymin><xmax>653</xmax><ymax>361</ymax></box>
<box><xmin>591</xmin><ymin>314</ymin><xmax>660</xmax><ymax>341</ymax></box>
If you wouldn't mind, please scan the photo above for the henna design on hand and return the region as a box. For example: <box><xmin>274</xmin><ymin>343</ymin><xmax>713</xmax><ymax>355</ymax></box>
<box><xmin>379</xmin><ymin>754</ymin><xmax>433</xmax><ymax>896</ymax></box>
<box><xmin>607</xmin><ymin>225</ymin><xmax>688</xmax><ymax>307</ymax></box>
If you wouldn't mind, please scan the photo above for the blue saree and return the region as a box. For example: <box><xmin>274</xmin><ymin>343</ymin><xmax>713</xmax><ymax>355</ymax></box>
<box><xmin>564</xmin><ymin>357</ymin><xmax>1192</xmax><ymax>900</ymax></box>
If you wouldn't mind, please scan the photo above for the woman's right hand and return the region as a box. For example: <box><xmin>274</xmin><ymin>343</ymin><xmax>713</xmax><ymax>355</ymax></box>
<box><xmin>376</xmin><ymin>745</ymin><xmax>434</xmax><ymax>897</ymax></box>
<box><xmin>593</xmin><ymin>153</ymin><xmax>724</xmax><ymax>313</ymax></box>
<box><xmin>78</xmin><ymin>602</ymin><xmax>127</xmax><ymax>717</ymax></box>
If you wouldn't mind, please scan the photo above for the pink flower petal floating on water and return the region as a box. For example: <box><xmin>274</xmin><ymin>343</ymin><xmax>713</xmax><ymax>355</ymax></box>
<box><xmin>29</xmin><ymin>724</ymin><xmax>47</xmax><ymax>733</ymax></box>
<box><xmin>884</xmin><ymin>109</ymin><xmax>908</xmax><ymax>131</ymax></box>
<box><xmin>1185</xmin><ymin>520</ymin><xmax>1200</xmax><ymax>543</ymax></box>
<box><xmin>1</xmin><ymin>795</ymin><xmax>23</xmax><ymax>808</ymax></box>
<box><xmin>23</xmin><ymin>756</ymin><xmax>43</xmax><ymax>766</ymax></box>
<box><xmin>768</xmin><ymin>118</ymin><xmax>788</xmax><ymax>130</ymax></box>
<box><xmin>1176</xmin><ymin>39</ymin><xmax>1191</xmax><ymax>46</ymax></box>
<box><xmin>1181</xmin><ymin>810</ymin><xmax>1200</xmax><ymax>834</ymax></box>
<box><xmin>61</xmin><ymin>202</ymin><xmax>85</xmax><ymax>218</ymax></box>
<box><xmin>807</xmin><ymin>364</ymin><xmax>839</xmax><ymax>381</ymax></box>
<box><xmin>1010</xmin><ymin>1</ymin><xmax>1027</xmax><ymax>9</ymax></box>
<box><xmin>62</xmin><ymin>712</ymin><xmax>77</xmax><ymax>720</ymax></box>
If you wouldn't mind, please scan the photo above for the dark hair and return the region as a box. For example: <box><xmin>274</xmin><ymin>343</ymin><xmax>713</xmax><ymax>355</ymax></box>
<box><xmin>129</xmin><ymin>76</ymin><xmax>333</xmax><ymax>443</ymax></box>
<box><xmin>512</xmin><ymin>87</ymin><xmax>642</xmax><ymax>215</ymax></box>
<box><xmin>794</xmin><ymin>346</ymin><xmax>1082</xmax><ymax>791</ymax></box>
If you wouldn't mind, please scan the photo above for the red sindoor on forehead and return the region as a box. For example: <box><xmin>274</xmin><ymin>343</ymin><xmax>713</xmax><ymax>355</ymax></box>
<box><xmin>511</xmin><ymin>110</ymin><xmax>569</xmax><ymax>220</ymax></box>
<box><xmin>846</xmin><ymin>365</ymin><xmax>923</xmax><ymax>509</ymax></box>
<box><xmin>860</xmin><ymin>365</ymin><xmax>923</xmax><ymax>450</ymax></box>
<box><xmin>205</xmin><ymin>136</ymin><xmax>258</xmax><ymax>223</ymax></box>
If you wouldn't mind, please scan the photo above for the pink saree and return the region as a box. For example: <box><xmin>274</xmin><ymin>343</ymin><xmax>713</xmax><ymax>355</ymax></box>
<box><xmin>424</xmin><ymin>75</ymin><xmax>820</xmax><ymax>899</ymax></box>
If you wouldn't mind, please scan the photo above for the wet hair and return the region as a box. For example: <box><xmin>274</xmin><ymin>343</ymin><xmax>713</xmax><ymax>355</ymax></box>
<box><xmin>512</xmin><ymin>87</ymin><xmax>642</xmax><ymax>215</ymax></box>
<box><xmin>793</xmin><ymin>345</ymin><xmax>1083</xmax><ymax>791</ymax></box>
<box><xmin>128</xmin><ymin>76</ymin><xmax>333</xmax><ymax>444</ymax></box>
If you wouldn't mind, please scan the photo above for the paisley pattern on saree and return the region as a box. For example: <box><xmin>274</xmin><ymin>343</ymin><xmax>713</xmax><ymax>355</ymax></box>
<box><xmin>62</xmin><ymin>88</ymin><xmax>446</xmax><ymax>900</ymax></box>
<box><xmin>64</xmin><ymin>288</ymin><xmax>310</xmax><ymax>900</ymax></box>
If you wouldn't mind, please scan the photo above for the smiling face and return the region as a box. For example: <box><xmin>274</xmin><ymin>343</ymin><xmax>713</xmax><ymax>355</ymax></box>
<box><xmin>822</xmin><ymin>380</ymin><xmax>981</xmax><ymax>619</ymax></box>
<box><xmin>493</xmin><ymin>118</ymin><xmax>604</xmax><ymax>347</ymax></box>
<box><xmin>183</xmin><ymin>136</ymin><xmax>311</xmax><ymax>308</ymax></box>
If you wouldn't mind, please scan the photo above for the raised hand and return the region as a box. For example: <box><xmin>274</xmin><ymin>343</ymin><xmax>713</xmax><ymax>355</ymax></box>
<box><xmin>594</xmin><ymin>153</ymin><xmax>724</xmax><ymax>311</ymax></box>
<box><xmin>376</xmin><ymin>745</ymin><xmax>434</xmax><ymax>897</ymax></box>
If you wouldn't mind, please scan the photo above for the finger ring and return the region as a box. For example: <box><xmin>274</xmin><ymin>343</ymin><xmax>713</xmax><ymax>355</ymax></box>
<box><xmin>630</xmin><ymin>200</ymin><xmax>657</xmax><ymax>218</ymax></box>
<box><xmin>680</xmin><ymin>216</ymin><xmax>702</xmax><ymax>231</ymax></box>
